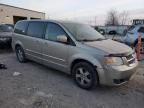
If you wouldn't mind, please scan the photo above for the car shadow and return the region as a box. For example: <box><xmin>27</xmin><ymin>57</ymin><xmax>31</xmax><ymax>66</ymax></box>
<box><xmin>0</xmin><ymin>47</ymin><xmax>13</xmax><ymax>54</ymax></box>
<box><xmin>22</xmin><ymin>60</ymin><xmax>134</xmax><ymax>94</ymax></box>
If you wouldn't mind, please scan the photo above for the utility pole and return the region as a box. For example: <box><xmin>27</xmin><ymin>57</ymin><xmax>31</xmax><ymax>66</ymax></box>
<box><xmin>94</xmin><ymin>16</ymin><xmax>97</xmax><ymax>26</ymax></box>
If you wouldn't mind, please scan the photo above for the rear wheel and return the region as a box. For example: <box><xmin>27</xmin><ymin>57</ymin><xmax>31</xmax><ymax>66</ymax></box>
<box><xmin>15</xmin><ymin>46</ymin><xmax>27</xmax><ymax>63</ymax></box>
<box><xmin>109</xmin><ymin>31</ymin><xmax>117</xmax><ymax>35</ymax></box>
<box><xmin>72</xmin><ymin>62</ymin><xmax>98</xmax><ymax>90</ymax></box>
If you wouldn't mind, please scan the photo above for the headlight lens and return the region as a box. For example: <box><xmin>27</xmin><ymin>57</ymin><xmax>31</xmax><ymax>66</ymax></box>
<box><xmin>0</xmin><ymin>38</ymin><xmax>9</xmax><ymax>41</ymax></box>
<box><xmin>104</xmin><ymin>57</ymin><xmax>124</xmax><ymax>66</ymax></box>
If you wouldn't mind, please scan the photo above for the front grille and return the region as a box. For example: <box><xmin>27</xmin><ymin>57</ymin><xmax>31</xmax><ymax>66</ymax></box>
<box><xmin>126</xmin><ymin>54</ymin><xmax>135</xmax><ymax>65</ymax></box>
<box><xmin>128</xmin><ymin>58</ymin><xmax>135</xmax><ymax>64</ymax></box>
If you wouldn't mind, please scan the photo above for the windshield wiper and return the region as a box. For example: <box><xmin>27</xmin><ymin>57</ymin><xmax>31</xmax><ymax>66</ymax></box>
<box><xmin>78</xmin><ymin>39</ymin><xmax>93</xmax><ymax>42</ymax></box>
<box><xmin>95</xmin><ymin>38</ymin><xmax>107</xmax><ymax>41</ymax></box>
<box><xmin>78</xmin><ymin>38</ymin><xmax>106</xmax><ymax>42</ymax></box>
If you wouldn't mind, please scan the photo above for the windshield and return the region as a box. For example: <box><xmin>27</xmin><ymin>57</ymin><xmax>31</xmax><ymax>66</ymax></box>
<box><xmin>61</xmin><ymin>22</ymin><xmax>105</xmax><ymax>41</ymax></box>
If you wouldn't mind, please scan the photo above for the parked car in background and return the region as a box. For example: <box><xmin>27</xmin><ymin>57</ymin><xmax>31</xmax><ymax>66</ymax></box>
<box><xmin>94</xmin><ymin>26</ymin><xmax>105</xmax><ymax>35</ymax></box>
<box><xmin>97</xmin><ymin>25</ymin><xmax>129</xmax><ymax>35</ymax></box>
<box><xmin>124</xmin><ymin>25</ymin><xmax>144</xmax><ymax>53</ymax></box>
<box><xmin>12</xmin><ymin>20</ymin><xmax>138</xmax><ymax>89</ymax></box>
<box><xmin>5</xmin><ymin>24</ymin><xmax>14</xmax><ymax>28</ymax></box>
<box><xmin>0</xmin><ymin>24</ymin><xmax>14</xmax><ymax>47</ymax></box>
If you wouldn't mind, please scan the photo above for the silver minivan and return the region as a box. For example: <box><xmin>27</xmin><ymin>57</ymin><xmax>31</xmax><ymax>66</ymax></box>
<box><xmin>12</xmin><ymin>20</ymin><xmax>138</xmax><ymax>89</ymax></box>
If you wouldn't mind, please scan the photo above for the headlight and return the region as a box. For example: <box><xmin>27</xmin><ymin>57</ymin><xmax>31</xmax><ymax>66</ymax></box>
<box><xmin>104</xmin><ymin>57</ymin><xmax>124</xmax><ymax>66</ymax></box>
<box><xmin>0</xmin><ymin>38</ymin><xmax>8</xmax><ymax>41</ymax></box>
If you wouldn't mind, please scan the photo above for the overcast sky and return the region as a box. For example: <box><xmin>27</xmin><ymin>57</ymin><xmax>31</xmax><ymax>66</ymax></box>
<box><xmin>1</xmin><ymin>0</ymin><xmax>144</xmax><ymax>25</ymax></box>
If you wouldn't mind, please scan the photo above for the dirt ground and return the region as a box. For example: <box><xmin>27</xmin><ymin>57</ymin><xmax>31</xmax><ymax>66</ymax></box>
<box><xmin>0</xmin><ymin>49</ymin><xmax>144</xmax><ymax>108</ymax></box>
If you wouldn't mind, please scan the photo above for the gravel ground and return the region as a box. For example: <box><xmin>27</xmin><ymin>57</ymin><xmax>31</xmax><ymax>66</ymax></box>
<box><xmin>0</xmin><ymin>50</ymin><xmax>144</xmax><ymax>108</ymax></box>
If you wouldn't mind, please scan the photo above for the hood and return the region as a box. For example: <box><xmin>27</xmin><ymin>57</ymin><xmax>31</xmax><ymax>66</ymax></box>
<box><xmin>84</xmin><ymin>39</ymin><xmax>131</xmax><ymax>55</ymax></box>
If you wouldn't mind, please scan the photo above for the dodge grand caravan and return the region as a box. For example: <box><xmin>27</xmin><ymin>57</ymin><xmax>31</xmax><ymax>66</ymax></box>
<box><xmin>12</xmin><ymin>20</ymin><xmax>138</xmax><ymax>89</ymax></box>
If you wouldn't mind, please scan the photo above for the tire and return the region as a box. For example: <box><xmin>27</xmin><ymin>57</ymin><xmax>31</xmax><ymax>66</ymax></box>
<box><xmin>109</xmin><ymin>31</ymin><xmax>117</xmax><ymax>35</ymax></box>
<box><xmin>72</xmin><ymin>62</ymin><xmax>98</xmax><ymax>90</ymax></box>
<box><xmin>15</xmin><ymin>46</ymin><xmax>27</xmax><ymax>63</ymax></box>
<box><xmin>135</xmin><ymin>41</ymin><xmax>144</xmax><ymax>54</ymax></box>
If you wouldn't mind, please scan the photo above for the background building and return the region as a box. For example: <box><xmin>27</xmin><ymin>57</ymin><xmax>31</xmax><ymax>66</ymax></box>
<box><xmin>0</xmin><ymin>4</ymin><xmax>45</xmax><ymax>24</ymax></box>
<box><xmin>133</xmin><ymin>19</ymin><xmax>144</xmax><ymax>25</ymax></box>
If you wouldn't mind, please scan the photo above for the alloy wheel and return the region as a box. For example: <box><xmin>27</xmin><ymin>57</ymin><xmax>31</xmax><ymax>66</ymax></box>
<box><xmin>75</xmin><ymin>67</ymin><xmax>92</xmax><ymax>87</ymax></box>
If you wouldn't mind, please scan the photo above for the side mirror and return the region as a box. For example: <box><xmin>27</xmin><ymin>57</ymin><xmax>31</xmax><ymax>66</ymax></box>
<box><xmin>57</xmin><ymin>35</ymin><xmax>68</xmax><ymax>43</ymax></box>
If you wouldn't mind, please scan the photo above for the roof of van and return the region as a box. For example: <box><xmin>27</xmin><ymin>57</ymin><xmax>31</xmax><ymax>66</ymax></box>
<box><xmin>17</xmin><ymin>19</ymin><xmax>84</xmax><ymax>25</ymax></box>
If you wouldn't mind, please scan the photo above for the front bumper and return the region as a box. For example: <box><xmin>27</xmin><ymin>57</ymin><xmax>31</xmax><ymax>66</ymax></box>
<box><xmin>97</xmin><ymin>61</ymin><xmax>138</xmax><ymax>86</ymax></box>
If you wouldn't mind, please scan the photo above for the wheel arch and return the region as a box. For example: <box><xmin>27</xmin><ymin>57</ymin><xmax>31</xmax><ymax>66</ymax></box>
<box><xmin>15</xmin><ymin>44</ymin><xmax>21</xmax><ymax>49</ymax></box>
<box><xmin>14</xmin><ymin>41</ymin><xmax>24</xmax><ymax>51</ymax></box>
<box><xmin>71</xmin><ymin>59</ymin><xmax>96</xmax><ymax>72</ymax></box>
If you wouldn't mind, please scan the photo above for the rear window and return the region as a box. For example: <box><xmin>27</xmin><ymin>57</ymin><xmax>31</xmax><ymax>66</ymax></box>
<box><xmin>14</xmin><ymin>21</ymin><xmax>28</xmax><ymax>35</ymax></box>
<box><xmin>138</xmin><ymin>27</ymin><xmax>144</xmax><ymax>33</ymax></box>
<box><xmin>0</xmin><ymin>25</ymin><xmax>13</xmax><ymax>32</ymax></box>
<box><xmin>27</xmin><ymin>22</ymin><xmax>45</xmax><ymax>38</ymax></box>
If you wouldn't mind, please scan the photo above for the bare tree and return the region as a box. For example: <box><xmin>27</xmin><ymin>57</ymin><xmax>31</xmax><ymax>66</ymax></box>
<box><xmin>105</xmin><ymin>9</ymin><xmax>119</xmax><ymax>26</ymax></box>
<box><xmin>119</xmin><ymin>11</ymin><xmax>129</xmax><ymax>25</ymax></box>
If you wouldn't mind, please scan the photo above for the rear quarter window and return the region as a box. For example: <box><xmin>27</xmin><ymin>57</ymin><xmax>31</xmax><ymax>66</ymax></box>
<box><xmin>14</xmin><ymin>21</ymin><xmax>28</xmax><ymax>35</ymax></box>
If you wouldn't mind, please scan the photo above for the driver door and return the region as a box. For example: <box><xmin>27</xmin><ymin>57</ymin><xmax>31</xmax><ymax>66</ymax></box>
<box><xmin>42</xmin><ymin>22</ymin><xmax>69</xmax><ymax>71</ymax></box>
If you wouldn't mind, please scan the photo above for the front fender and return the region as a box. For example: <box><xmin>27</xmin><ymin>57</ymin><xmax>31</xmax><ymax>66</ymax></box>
<box><xmin>12</xmin><ymin>40</ymin><xmax>24</xmax><ymax>51</ymax></box>
<box><xmin>68</xmin><ymin>53</ymin><xmax>102</xmax><ymax>71</ymax></box>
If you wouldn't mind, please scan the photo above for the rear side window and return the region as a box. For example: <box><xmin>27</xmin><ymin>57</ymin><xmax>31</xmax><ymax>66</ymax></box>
<box><xmin>14</xmin><ymin>21</ymin><xmax>28</xmax><ymax>34</ymax></box>
<box><xmin>138</xmin><ymin>27</ymin><xmax>144</xmax><ymax>33</ymax></box>
<box><xmin>27</xmin><ymin>22</ymin><xmax>45</xmax><ymax>38</ymax></box>
<box><xmin>45</xmin><ymin>23</ymin><xmax>67</xmax><ymax>41</ymax></box>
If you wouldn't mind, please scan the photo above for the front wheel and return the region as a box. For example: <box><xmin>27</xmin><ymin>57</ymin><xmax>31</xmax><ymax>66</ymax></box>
<box><xmin>72</xmin><ymin>62</ymin><xmax>98</xmax><ymax>90</ymax></box>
